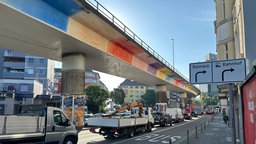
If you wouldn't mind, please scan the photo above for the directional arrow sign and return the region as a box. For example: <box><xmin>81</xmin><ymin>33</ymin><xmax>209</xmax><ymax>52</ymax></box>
<box><xmin>189</xmin><ymin>62</ymin><xmax>212</xmax><ymax>84</ymax></box>
<box><xmin>212</xmin><ymin>59</ymin><xmax>246</xmax><ymax>83</ymax></box>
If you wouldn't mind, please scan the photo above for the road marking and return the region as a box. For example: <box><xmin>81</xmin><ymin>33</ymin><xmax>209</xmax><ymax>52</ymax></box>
<box><xmin>226</xmin><ymin>137</ymin><xmax>231</xmax><ymax>142</ymax></box>
<box><xmin>112</xmin><ymin>116</ymin><xmax>205</xmax><ymax>144</ymax></box>
<box><xmin>205</xmin><ymin>133</ymin><xmax>214</xmax><ymax>136</ymax></box>
<box><xmin>148</xmin><ymin>135</ymin><xmax>169</xmax><ymax>142</ymax></box>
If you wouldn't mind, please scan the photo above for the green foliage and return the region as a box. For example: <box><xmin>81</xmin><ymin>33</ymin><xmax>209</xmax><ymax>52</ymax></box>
<box><xmin>110</xmin><ymin>88</ymin><xmax>125</xmax><ymax>105</ymax></box>
<box><xmin>200</xmin><ymin>92</ymin><xmax>219</xmax><ymax>107</ymax></box>
<box><xmin>85</xmin><ymin>84</ymin><xmax>109</xmax><ymax>113</ymax></box>
<box><xmin>193</xmin><ymin>98</ymin><xmax>202</xmax><ymax>104</ymax></box>
<box><xmin>141</xmin><ymin>89</ymin><xmax>156</xmax><ymax>107</ymax></box>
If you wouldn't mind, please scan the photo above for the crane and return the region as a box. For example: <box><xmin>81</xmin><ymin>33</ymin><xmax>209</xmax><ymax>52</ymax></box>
<box><xmin>112</xmin><ymin>101</ymin><xmax>143</xmax><ymax>117</ymax></box>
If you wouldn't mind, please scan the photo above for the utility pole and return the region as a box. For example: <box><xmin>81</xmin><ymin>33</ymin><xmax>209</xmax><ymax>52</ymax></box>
<box><xmin>171</xmin><ymin>39</ymin><xmax>174</xmax><ymax>67</ymax></box>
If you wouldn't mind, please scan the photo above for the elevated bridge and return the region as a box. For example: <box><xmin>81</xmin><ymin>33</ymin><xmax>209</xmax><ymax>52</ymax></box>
<box><xmin>0</xmin><ymin>0</ymin><xmax>200</xmax><ymax>100</ymax></box>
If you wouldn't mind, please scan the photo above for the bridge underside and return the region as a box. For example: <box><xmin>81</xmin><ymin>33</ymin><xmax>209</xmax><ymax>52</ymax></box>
<box><xmin>0</xmin><ymin>3</ymin><xmax>197</xmax><ymax>97</ymax></box>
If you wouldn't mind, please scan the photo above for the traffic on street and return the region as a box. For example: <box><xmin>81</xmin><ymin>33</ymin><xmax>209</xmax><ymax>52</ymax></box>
<box><xmin>78</xmin><ymin>115</ymin><xmax>213</xmax><ymax>144</ymax></box>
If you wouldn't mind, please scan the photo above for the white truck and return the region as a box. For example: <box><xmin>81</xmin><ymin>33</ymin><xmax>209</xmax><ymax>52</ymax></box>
<box><xmin>0</xmin><ymin>105</ymin><xmax>78</xmax><ymax>144</ymax></box>
<box><xmin>155</xmin><ymin>103</ymin><xmax>184</xmax><ymax>123</ymax></box>
<box><xmin>87</xmin><ymin>101</ymin><xmax>154</xmax><ymax>139</ymax></box>
<box><xmin>193</xmin><ymin>103</ymin><xmax>204</xmax><ymax>115</ymax></box>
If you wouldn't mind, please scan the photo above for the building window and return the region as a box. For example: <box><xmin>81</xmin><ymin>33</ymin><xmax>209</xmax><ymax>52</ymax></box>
<box><xmin>39</xmin><ymin>59</ymin><xmax>45</xmax><ymax>64</ymax></box>
<box><xmin>38</xmin><ymin>69</ymin><xmax>45</xmax><ymax>75</ymax></box>
<box><xmin>28</xmin><ymin>58</ymin><xmax>34</xmax><ymax>63</ymax></box>
<box><xmin>20</xmin><ymin>85</ymin><xmax>29</xmax><ymax>92</ymax></box>
<box><xmin>0</xmin><ymin>97</ymin><xmax>5</xmax><ymax>101</ymax></box>
<box><xmin>27</xmin><ymin>69</ymin><xmax>34</xmax><ymax>74</ymax></box>
<box><xmin>7</xmin><ymin>84</ymin><xmax>14</xmax><ymax>91</ymax></box>
<box><xmin>130</xmin><ymin>95</ymin><xmax>133</xmax><ymax>98</ymax></box>
<box><xmin>225</xmin><ymin>44</ymin><xmax>228</xmax><ymax>59</ymax></box>
<box><xmin>135</xmin><ymin>86</ymin><xmax>139</xmax><ymax>89</ymax></box>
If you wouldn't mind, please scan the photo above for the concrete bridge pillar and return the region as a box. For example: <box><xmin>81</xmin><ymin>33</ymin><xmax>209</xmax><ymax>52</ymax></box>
<box><xmin>155</xmin><ymin>84</ymin><xmax>167</xmax><ymax>103</ymax></box>
<box><xmin>61</xmin><ymin>53</ymin><xmax>85</xmax><ymax>95</ymax></box>
<box><xmin>180</xmin><ymin>93</ymin><xmax>187</xmax><ymax>111</ymax></box>
<box><xmin>61</xmin><ymin>53</ymin><xmax>85</xmax><ymax>132</ymax></box>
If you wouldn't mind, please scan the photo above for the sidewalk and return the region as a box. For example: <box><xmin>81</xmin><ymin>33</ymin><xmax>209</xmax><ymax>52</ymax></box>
<box><xmin>187</xmin><ymin>114</ymin><xmax>232</xmax><ymax>144</ymax></box>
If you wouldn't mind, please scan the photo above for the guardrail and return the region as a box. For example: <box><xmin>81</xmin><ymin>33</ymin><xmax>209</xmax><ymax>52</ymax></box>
<box><xmin>84</xmin><ymin>0</ymin><xmax>189</xmax><ymax>82</ymax></box>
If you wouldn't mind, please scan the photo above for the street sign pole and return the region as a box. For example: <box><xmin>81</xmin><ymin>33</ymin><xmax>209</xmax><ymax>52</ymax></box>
<box><xmin>229</xmin><ymin>83</ymin><xmax>236</xmax><ymax>144</ymax></box>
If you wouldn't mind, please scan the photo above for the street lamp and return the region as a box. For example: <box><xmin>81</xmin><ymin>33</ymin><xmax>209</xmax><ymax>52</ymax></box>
<box><xmin>171</xmin><ymin>38</ymin><xmax>174</xmax><ymax>67</ymax></box>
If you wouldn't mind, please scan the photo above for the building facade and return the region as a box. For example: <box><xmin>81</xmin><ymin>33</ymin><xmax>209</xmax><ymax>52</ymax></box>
<box><xmin>215</xmin><ymin>0</ymin><xmax>256</xmax><ymax>143</ymax></box>
<box><xmin>119</xmin><ymin>79</ymin><xmax>148</xmax><ymax>103</ymax></box>
<box><xmin>0</xmin><ymin>79</ymin><xmax>43</xmax><ymax>114</ymax></box>
<box><xmin>0</xmin><ymin>48</ymin><xmax>55</xmax><ymax>114</ymax></box>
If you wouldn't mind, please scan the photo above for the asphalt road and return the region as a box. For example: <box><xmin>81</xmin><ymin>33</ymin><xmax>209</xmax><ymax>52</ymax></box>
<box><xmin>78</xmin><ymin>115</ymin><xmax>213</xmax><ymax>144</ymax></box>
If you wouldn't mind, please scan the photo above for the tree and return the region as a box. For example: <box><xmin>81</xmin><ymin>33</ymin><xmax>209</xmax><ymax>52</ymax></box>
<box><xmin>85</xmin><ymin>84</ymin><xmax>109</xmax><ymax>113</ymax></box>
<box><xmin>110</xmin><ymin>88</ymin><xmax>125</xmax><ymax>105</ymax></box>
<box><xmin>200</xmin><ymin>92</ymin><xmax>219</xmax><ymax>108</ymax></box>
<box><xmin>141</xmin><ymin>89</ymin><xmax>156</xmax><ymax>107</ymax></box>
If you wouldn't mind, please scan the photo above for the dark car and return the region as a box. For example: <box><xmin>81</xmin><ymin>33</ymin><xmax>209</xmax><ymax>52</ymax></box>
<box><xmin>184</xmin><ymin>113</ymin><xmax>192</xmax><ymax>120</ymax></box>
<box><xmin>153</xmin><ymin>112</ymin><xmax>172</xmax><ymax>127</ymax></box>
<box><xmin>191</xmin><ymin>111</ymin><xmax>198</xmax><ymax>117</ymax></box>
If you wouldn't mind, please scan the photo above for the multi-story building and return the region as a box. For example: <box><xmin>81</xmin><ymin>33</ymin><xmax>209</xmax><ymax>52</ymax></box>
<box><xmin>53</xmin><ymin>68</ymin><xmax>108</xmax><ymax>95</ymax></box>
<box><xmin>214</xmin><ymin>1</ymin><xmax>256</xmax><ymax>143</ymax></box>
<box><xmin>53</xmin><ymin>68</ymin><xmax>62</xmax><ymax>94</ymax></box>
<box><xmin>84</xmin><ymin>69</ymin><xmax>108</xmax><ymax>90</ymax></box>
<box><xmin>119</xmin><ymin>79</ymin><xmax>148</xmax><ymax>103</ymax></box>
<box><xmin>0</xmin><ymin>48</ymin><xmax>53</xmax><ymax>114</ymax></box>
<box><xmin>24</xmin><ymin>55</ymin><xmax>55</xmax><ymax>95</ymax></box>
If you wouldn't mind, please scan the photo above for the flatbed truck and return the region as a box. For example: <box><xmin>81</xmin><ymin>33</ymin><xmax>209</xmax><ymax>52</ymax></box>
<box><xmin>88</xmin><ymin>101</ymin><xmax>154</xmax><ymax>138</ymax></box>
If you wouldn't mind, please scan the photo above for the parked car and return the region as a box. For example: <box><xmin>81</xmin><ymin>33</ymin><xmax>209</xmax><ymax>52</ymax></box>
<box><xmin>184</xmin><ymin>113</ymin><xmax>192</xmax><ymax>120</ymax></box>
<box><xmin>153</xmin><ymin>111</ymin><xmax>172</xmax><ymax>127</ymax></box>
<box><xmin>191</xmin><ymin>111</ymin><xmax>198</xmax><ymax>117</ymax></box>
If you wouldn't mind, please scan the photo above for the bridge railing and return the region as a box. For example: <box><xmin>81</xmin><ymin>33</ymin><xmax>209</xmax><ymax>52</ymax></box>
<box><xmin>84</xmin><ymin>0</ymin><xmax>189</xmax><ymax>82</ymax></box>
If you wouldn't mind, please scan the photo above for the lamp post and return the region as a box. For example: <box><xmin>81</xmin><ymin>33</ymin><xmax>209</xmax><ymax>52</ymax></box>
<box><xmin>171</xmin><ymin>38</ymin><xmax>174</xmax><ymax>67</ymax></box>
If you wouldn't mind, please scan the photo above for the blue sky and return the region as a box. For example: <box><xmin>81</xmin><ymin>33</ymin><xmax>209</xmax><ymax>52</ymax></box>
<box><xmin>93</xmin><ymin>0</ymin><xmax>217</xmax><ymax>91</ymax></box>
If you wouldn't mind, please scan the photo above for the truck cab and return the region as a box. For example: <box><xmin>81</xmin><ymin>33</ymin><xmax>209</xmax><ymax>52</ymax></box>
<box><xmin>45</xmin><ymin>107</ymin><xmax>78</xmax><ymax>144</ymax></box>
<box><xmin>131</xmin><ymin>107</ymin><xmax>154</xmax><ymax>126</ymax></box>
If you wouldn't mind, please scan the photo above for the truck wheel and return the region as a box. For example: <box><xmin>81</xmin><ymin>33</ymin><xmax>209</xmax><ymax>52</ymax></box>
<box><xmin>128</xmin><ymin>128</ymin><xmax>134</xmax><ymax>138</ymax></box>
<box><xmin>163</xmin><ymin>122</ymin><xmax>167</xmax><ymax>127</ymax></box>
<box><xmin>147</xmin><ymin>124</ymin><xmax>152</xmax><ymax>132</ymax></box>
<box><xmin>63</xmin><ymin>136</ymin><xmax>76</xmax><ymax>144</ymax></box>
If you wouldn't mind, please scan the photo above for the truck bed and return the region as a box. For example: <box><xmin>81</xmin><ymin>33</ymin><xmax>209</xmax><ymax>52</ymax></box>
<box><xmin>0</xmin><ymin>115</ymin><xmax>45</xmax><ymax>135</ymax></box>
<box><xmin>88</xmin><ymin>117</ymin><xmax>148</xmax><ymax>128</ymax></box>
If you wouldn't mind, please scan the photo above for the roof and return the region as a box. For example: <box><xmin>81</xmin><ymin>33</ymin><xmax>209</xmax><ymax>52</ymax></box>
<box><xmin>119</xmin><ymin>79</ymin><xmax>149</xmax><ymax>87</ymax></box>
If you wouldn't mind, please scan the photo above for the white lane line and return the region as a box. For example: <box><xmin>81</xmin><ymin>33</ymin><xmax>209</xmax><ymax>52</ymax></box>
<box><xmin>112</xmin><ymin>118</ymin><xmax>201</xmax><ymax>144</ymax></box>
<box><xmin>226</xmin><ymin>137</ymin><xmax>231</xmax><ymax>142</ymax></box>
